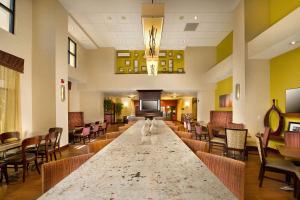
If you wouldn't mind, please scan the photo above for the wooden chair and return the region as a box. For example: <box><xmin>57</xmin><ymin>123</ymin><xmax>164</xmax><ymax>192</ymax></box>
<box><xmin>195</xmin><ymin>125</ymin><xmax>208</xmax><ymax>140</ymax></box>
<box><xmin>73</xmin><ymin>127</ymin><xmax>91</xmax><ymax>144</ymax></box>
<box><xmin>90</xmin><ymin>124</ymin><xmax>100</xmax><ymax>138</ymax></box>
<box><xmin>39</xmin><ymin>131</ymin><xmax>60</xmax><ymax>163</ymax></box>
<box><xmin>106</xmin><ymin>131</ymin><xmax>121</xmax><ymax>139</ymax></box>
<box><xmin>181</xmin><ymin>138</ymin><xmax>208</xmax><ymax>153</ymax></box>
<box><xmin>175</xmin><ymin>131</ymin><xmax>192</xmax><ymax>139</ymax></box>
<box><xmin>5</xmin><ymin>135</ymin><xmax>42</xmax><ymax>182</ymax></box>
<box><xmin>99</xmin><ymin>122</ymin><xmax>107</xmax><ymax>135</ymax></box>
<box><xmin>49</xmin><ymin>127</ymin><xmax>63</xmax><ymax>158</ymax></box>
<box><xmin>225</xmin><ymin>128</ymin><xmax>248</xmax><ymax>160</ymax></box>
<box><xmin>197</xmin><ymin>151</ymin><xmax>245</xmax><ymax>200</ymax></box>
<box><xmin>256</xmin><ymin>135</ymin><xmax>297</xmax><ymax>187</ymax></box>
<box><xmin>42</xmin><ymin>153</ymin><xmax>94</xmax><ymax>193</ymax></box>
<box><xmin>284</xmin><ymin>131</ymin><xmax>300</xmax><ymax>148</ymax></box>
<box><xmin>0</xmin><ymin>161</ymin><xmax>8</xmax><ymax>184</ymax></box>
<box><xmin>207</xmin><ymin>123</ymin><xmax>226</xmax><ymax>154</ymax></box>
<box><xmin>87</xmin><ymin>139</ymin><xmax>114</xmax><ymax>154</ymax></box>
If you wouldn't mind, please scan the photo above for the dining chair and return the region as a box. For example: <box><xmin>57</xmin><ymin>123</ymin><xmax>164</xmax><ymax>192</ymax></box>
<box><xmin>207</xmin><ymin>123</ymin><xmax>226</xmax><ymax>154</ymax></box>
<box><xmin>225</xmin><ymin>128</ymin><xmax>248</xmax><ymax>160</ymax></box>
<box><xmin>256</xmin><ymin>135</ymin><xmax>297</xmax><ymax>187</ymax></box>
<box><xmin>91</xmin><ymin>124</ymin><xmax>100</xmax><ymax>138</ymax></box>
<box><xmin>73</xmin><ymin>127</ymin><xmax>91</xmax><ymax>144</ymax></box>
<box><xmin>0</xmin><ymin>161</ymin><xmax>8</xmax><ymax>184</ymax></box>
<box><xmin>5</xmin><ymin>135</ymin><xmax>42</xmax><ymax>182</ymax></box>
<box><xmin>196</xmin><ymin>151</ymin><xmax>245</xmax><ymax>200</ymax></box>
<box><xmin>39</xmin><ymin>131</ymin><xmax>60</xmax><ymax>163</ymax></box>
<box><xmin>175</xmin><ymin>131</ymin><xmax>192</xmax><ymax>139</ymax></box>
<box><xmin>49</xmin><ymin>127</ymin><xmax>63</xmax><ymax>158</ymax></box>
<box><xmin>87</xmin><ymin>139</ymin><xmax>114</xmax><ymax>154</ymax></box>
<box><xmin>106</xmin><ymin>131</ymin><xmax>121</xmax><ymax>139</ymax></box>
<box><xmin>42</xmin><ymin>153</ymin><xmax>94</xmax><ymax>193</ymax></box>
<box><xmin>99</xmin><ymin>122</ymin><xmax>107</xmax><ymax>135</ymax></box>
<box><xmin>181</xmin><ymin>138</ymin><xmax>208</xmax><ymax>153</ymax></box>
<box><xmin>195</xmin><ymin>125</ymin><xmax>208</xmax><ymax>141</ymax></box>
<box><xmin>284</xmin><ymin>131</ymin><xmax>300</xmax><ymax>148</ymax></box>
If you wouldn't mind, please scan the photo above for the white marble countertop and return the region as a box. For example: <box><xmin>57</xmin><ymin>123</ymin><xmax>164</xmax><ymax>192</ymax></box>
<box><xmin>38</xmin><ymin>120</ymin><xmax>237</xmax><ymax>200</ymax></box>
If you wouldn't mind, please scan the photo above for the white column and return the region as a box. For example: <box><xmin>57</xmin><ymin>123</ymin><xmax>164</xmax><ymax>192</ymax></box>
<box><xmin>197</xmin><ymin>89</ymin><xmax>215</xmax><ymax>123</ymax></box>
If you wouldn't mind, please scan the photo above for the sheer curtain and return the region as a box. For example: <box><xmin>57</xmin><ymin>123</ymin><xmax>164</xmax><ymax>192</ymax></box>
<box><xmin>0</xmin><ymin>65</ymin><xmax>21</xmax><ymax>133</ymax></box>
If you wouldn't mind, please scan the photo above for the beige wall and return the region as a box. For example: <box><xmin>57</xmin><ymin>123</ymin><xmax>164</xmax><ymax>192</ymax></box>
<box><xmin>80</xmin><ymin>47</ymin><xmax>216</xmax><ymax>92</ymax></box>
<box><xmin>32</xmin><ymin>0</ymin><xmax>69</xmax><ymax>145</ymax></box>
<box><xmin>69</xmin><ymin>80</ymin><xmax>81</xmax><ymax>112</ymax></box>
<box><xmin>0</xmin><ymin>0</ymin><xmax>33</xmax><ymax>137</ymax></box>
<box><xmin>245</xmin><ymin>60</ymin><xmax>270</xmax><ymax>136</ymax></box>
<box><xmin>80</xmin><ymin>91</ymin><xmax>104</xmax><ymax>123</ymax></box>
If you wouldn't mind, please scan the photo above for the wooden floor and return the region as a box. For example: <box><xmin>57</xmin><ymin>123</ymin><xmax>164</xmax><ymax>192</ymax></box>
<box><xmin>0</xmin><ymin>124</ymin><xmax>296</xmax><ymax>200</ymax></box>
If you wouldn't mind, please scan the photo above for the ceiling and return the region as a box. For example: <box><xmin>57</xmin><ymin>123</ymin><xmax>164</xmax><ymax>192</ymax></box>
<box><xmin>59</xmin><ymin>0</ymin><xmax>239</xmax><ymax>50</ymax></box>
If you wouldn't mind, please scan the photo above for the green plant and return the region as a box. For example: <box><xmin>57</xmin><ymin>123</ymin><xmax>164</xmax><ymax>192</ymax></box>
<box><xmin>115</xmin><ymin>102</ymin><xmax>124</xmax><ymax>116</ymax></box>
<box><xmin>104</xmin><ymin>99</ymin><xmax>113</xmax><ymax>113</ymax></box>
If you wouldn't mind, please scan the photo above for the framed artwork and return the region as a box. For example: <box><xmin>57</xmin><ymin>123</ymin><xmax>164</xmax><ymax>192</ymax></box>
<box><xmin>176</xmin><ymin>54</ymin><xmax>182</xmax><ymax>59</ymax></box>
<box><xmin>119</xmin><ymin>67</ymin><xmax>124</xmax><ymax>72</ymax></box>
<box><xmin>288</xmin><ymin>122</ymin><xmax>300</xmax><ymax>132</ymax></box>
<box><xmin>125</xmin><ymin>60</ymin><xmax>130</xmax><ymax>66</ymax></box>
<box><xmin>117</xmin><ymin>52</ymin><xmax>130</xmax><ymax>57</ymax></box>
<box><xmin>177</xmin><ymin>68</ymin><xmax>183</xmax><ymax>73</ymax></box>
<box><xmin>168</xmin><ymin>52</ymin><xmax>173</xmax><ymax>57</ymax></box>
<box><xmin>159</xmin><ymin>52</ymin><xmax>166</xmax><ymax>57</ymax></box>
<box><xmin>161</xmin><ymin>60</ymin><xmax>166</xmax><ymax>66</ymax></box>
<box><xmin>219</xmin><ymin>94</ymin><xmax>232</xmax><ymax>108</ymax></box>
<box><xmin>134</xmin><ymin>53</ymin><xmax>139</xmax><ymax>57</ymax></box>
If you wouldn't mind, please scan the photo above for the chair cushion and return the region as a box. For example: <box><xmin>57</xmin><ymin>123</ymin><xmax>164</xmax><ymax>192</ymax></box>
<box><xmin>266</xmin><ymin>157</ymin><xmax>297</xmax><ymax>172</ymax></box>
<box><xmin>5</xmin><ymin>152</ymin><xmax>36</xmax><ymax>163</ymax></box>
<box><xmin>210</xmin><ymin>137</ymin><xmax>225</xmax><ymax>144</ymax></box>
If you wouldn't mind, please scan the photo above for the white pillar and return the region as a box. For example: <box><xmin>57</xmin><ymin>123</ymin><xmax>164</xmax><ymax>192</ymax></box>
<box><xmin>197</xmin><ymin>89</ymin><xmax>215</xmax><ymax>123</ymax></box>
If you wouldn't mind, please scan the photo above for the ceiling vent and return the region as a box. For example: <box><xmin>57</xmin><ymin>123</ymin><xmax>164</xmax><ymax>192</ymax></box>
<box><xmin>184</xmin><ymin>23</ymin><xmax>199</xmax><ymax>31</ymax></box>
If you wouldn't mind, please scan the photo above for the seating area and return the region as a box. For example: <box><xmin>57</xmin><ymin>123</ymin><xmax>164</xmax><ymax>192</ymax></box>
<box><xmin>0</xmin><ymin>0</ymin><xmax>300</xmax><ymax>199</ymax></box>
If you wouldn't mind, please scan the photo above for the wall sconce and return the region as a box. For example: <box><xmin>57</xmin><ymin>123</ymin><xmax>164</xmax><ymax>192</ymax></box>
<box><xmin>123</xmin><ymin>101</ymin><xmax>129</xmax><ymax>108</ymax></box>
<box><xmin>60</xmin><ymin>79</ymin><xmax>65</xmax><ymax>102</ymax></box>
<box><xmin>184</xmin><ymin>101</ymin><xmax>190</xmax><ymax>108</ymax></box>
<box><xmin>235</xmin><ymin>83</ymin><xmax>240</xmax><ymax>100</ymax></box>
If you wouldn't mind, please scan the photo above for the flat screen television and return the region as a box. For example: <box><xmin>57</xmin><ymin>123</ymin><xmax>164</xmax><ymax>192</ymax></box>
<box><xmin>286</xmin><ymin>88</ymin><xmax>300</xmax><ymax>113</ymax></box>
<box><xmin>140</xmin><ymin>100</ymin><xmax>160</xmax><ymax>111</ymax></box>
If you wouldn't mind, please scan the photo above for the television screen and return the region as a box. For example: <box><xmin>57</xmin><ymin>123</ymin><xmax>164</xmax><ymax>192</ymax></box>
<box><xmin>286</xmin><ymin>88</ymin><xmax>300</xmax><ymax>113</ymax></box>
<box><xmin>140</xmin><ymin>100</ymin><xmax>159</xmax><ymax>110</ymax></box>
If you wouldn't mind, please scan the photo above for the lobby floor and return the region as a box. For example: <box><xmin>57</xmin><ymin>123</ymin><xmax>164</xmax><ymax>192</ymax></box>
<box><xmin>0</xmin><ymin>125</ymin><xmax>296</xmax><ymax>200</ymax></box>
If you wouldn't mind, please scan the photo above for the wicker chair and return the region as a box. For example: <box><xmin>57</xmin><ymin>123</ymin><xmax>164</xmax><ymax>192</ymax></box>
<box><xmin>225</xmin><ymin>128</ymin><xmax>248</xmax><ymax>160</ymax></box>
<box><xmin>181</xmin><ymin>138</ymin><xmax>208</xmax><ymax>153</ymax></box>
<box><xmin>42</xmin><ymin>153</ymin><xmax>94</xmax><ymax>193</ymax></box>
<box><xmin>106</xmin><ymin>131</ymin><xmax>121</xmax><ymax>139</ymax></box>
<box><xmin>175</xmin><ymin>131</ymin><xmax>192</xmax><ymax>139</ymax></box>
<box><xmin>87</xmin><ymin>139</ymin><xmax>113</xmax><ymax>154</ymax></box>
<box><xmin>256</xmin><ymin>135</ymin><xmax>297</xmax><ymax>187</ymax></box>
<box><xmin>197</xmin><ymin>151</ymin><xmax>245</xmax><ymax>200</ymax></box>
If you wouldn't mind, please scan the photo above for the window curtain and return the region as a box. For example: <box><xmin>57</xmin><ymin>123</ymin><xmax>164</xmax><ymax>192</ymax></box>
<box><xmin>0</xmin><ymin>65</ymin><xmax>21</xmax><ymax>134</ymax></box>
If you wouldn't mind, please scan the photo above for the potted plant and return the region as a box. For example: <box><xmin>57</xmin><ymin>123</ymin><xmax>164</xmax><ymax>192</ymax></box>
<box><xmin>104</xmin><ymin>99</ymin><xmax>113</xmax><ymax>113</ymax></box>
<box><xmin>115</xmin><ymin>102</ymin><xmax>124</xmax><ymax>123</ymax></box>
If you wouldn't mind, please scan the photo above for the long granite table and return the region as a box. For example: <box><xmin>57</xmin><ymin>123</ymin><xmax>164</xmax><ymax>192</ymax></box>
<box><xmin>38</xmin><ymin>120</ymin><xmax>237</xmax><ymax>200</ymax></box>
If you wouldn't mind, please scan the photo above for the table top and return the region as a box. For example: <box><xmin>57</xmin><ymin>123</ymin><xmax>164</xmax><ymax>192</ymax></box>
<box><xmin>278</xmin><ymin>145</ymin><xmax>300</xmax><ymax>161</ymax></box>
<box><xmin>38</xmin><ymin>120</ymin><xmax>236</xmax><ymax>200</ymax></box>
<box><xmin>0</xmin><ymin>140</ymin><xmax>22</xmax><ymax>152</ymax></box>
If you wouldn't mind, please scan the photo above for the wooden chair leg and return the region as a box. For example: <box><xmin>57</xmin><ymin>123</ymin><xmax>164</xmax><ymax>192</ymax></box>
<box><xmin>35</xmin><ymin>159</ymin><xmax>40</xmax><ymax>174</ymax></box>
<box><xmin>259</xmin><ymin>167</ymin><xmax>265</xmax><ymax>187</ymax></box>
<box><xmin>58</xmin><ymin>145</ymin><xmax>62</xmax><ymax>158</ymax></box>
<box><xmin>53</xmin><ymin>152</ymin><xmax>57</xmax><ymax>161</ymax></box>
<box><xmin>3</xmin><ymin>165</ymin><xmax>8</xmax><ymax>184</ymax></box>
<box><xmin>22</xmin><ymin>164</ymin><xmax>26</xmax><ymax>182</ymax></box>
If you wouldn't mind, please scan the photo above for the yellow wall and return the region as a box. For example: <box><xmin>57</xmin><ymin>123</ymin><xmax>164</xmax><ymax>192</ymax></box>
<box><xmin>176</xmin><ymin>97</ymin><xmax>193</xmax><ymax>121</ymax></box>
<box><xmin>270</xmin><ymin>47</ymin><xmax>300</xmax><ymax>128</ymax></box>
<box><xmin>269</xmin><ymin>0</ymin><xmax>300</xmax><ymax>25</ymax></box>
<box><xmin>216</xmin><ymin>32</ymin><xmax>233</xmax><ymax>63</ymax></box>
<box><xmin>215</xmin><ymin>76</ymin><xmax>233</xmax><ymax>111</ymax></box>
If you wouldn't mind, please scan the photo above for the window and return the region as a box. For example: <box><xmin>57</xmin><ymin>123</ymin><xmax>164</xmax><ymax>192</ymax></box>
<box><xmin>0</xmin><ymin>0</ymin><xmax>15</xmax><ymax>33</ymax></box>
<box><xmin>68</xmin><ymin>38</ymin><xmax>77</xmax><ymax>67</ymax></box>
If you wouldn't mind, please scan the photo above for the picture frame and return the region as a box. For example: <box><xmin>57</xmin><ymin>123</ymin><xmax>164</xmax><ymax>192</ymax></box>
<box><xmin>176</xmin><ymin>54</ymin><xmax>182</xmax><ymax>59</ymax></box>
<box><xmin>177</xmin><ymin>68</ymin><xmax>183</xmax><ymax>73</ymax></box>
<box><xmin>125</xmin><ymin>60</ymin><xmax>130</xmax><ymax>66</ymax></box>
<box><xmin>219</xmin><ymin>94</ymin><xmax>232</xmax><ymax>108</ymax></box>
<box><xmin>161</xmin><ymin>60</ymin><xmax>166</xmax><ymax>66</ymax></box>
<box><xmin>288</xmin><ymin>122</ymin><xmax>300</xmax><ymax>132</ymax></box>
<box><xmin>168</xmin><ymin>52</ymin><xmax>173</xmax><ymax>57</ymax></box>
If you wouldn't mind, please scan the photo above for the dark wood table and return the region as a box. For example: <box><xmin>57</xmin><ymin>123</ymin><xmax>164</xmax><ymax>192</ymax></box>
<box><xmin>278</xmin><ymin>145</ymin><xmax>300</xmax><ymax>161</ymax></box>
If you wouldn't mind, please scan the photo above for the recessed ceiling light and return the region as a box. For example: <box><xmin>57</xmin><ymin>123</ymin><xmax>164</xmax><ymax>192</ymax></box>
<box><xmin>121</xmin><ymin>16</ymin><xmax>126</xmax><ymax>20</ymax></box>
<box><xmin>194</xmin><ymin>15</ymin><xmax>198</xmax><ymax>20</ymax></box>
<box><xmin>183</xmin><ymin>39</ymin><xmax>186</xmax><ymax>43</ymax></box>
<box><xmin>290</xmin><ymin>41</ymin><xmax>298</xmax><ymax>45</ymax></box>
<box><xmin>70</xmin><ymin>26</ymin><xmax>74</xmax><ymax>31</ymax></box>
<box><xmin>179</xmin><ymin>16</ymin><xmax>184</xmax><ymax>20</ymax></box>
<box><xmin>107</xmin><ymin>16</ymin><xmax>112</xmax><ymax>20</ymax></box>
